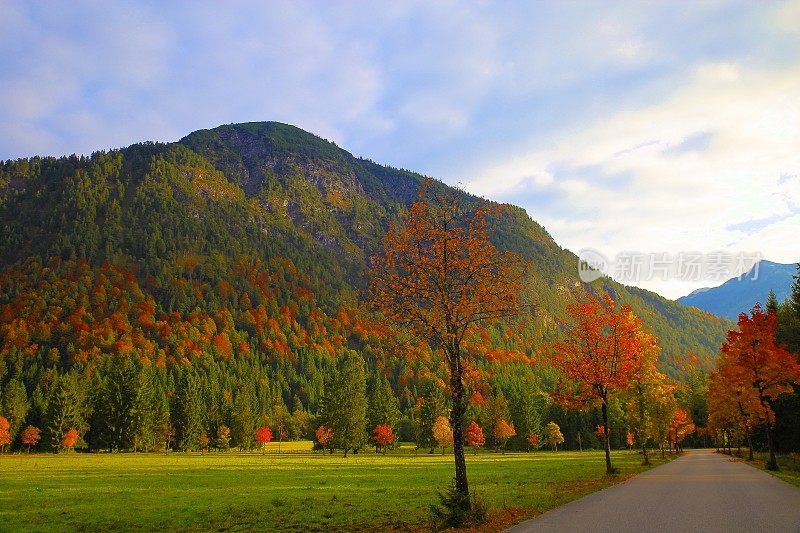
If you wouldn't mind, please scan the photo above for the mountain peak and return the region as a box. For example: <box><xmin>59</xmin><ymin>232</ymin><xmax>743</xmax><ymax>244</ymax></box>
<box><xmin>678</xmin><ymin>259</ymin><xmax>797</xmax><ymax>320</ymax></box>
<box><xmin>180</xmin><ymin>121</ymin><xmax>349</xmax><ymax>163</ymax></box>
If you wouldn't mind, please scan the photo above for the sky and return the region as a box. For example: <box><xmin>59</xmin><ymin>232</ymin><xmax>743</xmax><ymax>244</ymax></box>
<box><xmin>1</xmin><ymin>0</ymin><xmax>798</xmax><ymax>299</ymax></box>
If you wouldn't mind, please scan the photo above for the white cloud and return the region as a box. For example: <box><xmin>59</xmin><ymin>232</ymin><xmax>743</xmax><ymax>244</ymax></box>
<box><xmin>466</xmin><ymin>61</ymin><xmax>800</xmax><ymax>298</ymax></box>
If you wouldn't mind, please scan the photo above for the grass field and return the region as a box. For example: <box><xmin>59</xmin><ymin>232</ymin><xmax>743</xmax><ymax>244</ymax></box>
<box><xmin>0</xmin><ymin>445</ymin><xmax>670</xmax><ymax>532</ymax></box>
<box><xmin>743</xmin><ymin>452</ymin><xmax>800</xmax><ymax>487</ymax></box>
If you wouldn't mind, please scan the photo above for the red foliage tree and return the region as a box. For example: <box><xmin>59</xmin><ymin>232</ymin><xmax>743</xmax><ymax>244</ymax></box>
<box><xmin>551</xmin><ymin>289</ymin><xmax>652</xmax><ymax>474</ymax></box>
<box><xmin>255</xmin><ymin>426</ymin><xmax>272</xmax><ymax>454</ymax></box>
<box><xmin>370</xmin><ymin>179</ymin><xmax>525</xmax><ymax>502</ymax></box>
<box><xmin>0</xmin><ymin>416</ymin><xmax>10</xmax><ymax>453</ymax></box>
<box><xmin>316</xmin><ymin>425</ymin><xmax>334</xmax><ymax>454</ymax></box>
<box><xmin>464</xmin><ymin>421</ymin><xmax>485</xmax><ymax>454</ymax></box>
<box><xmin>21</xmin><ymin>425</ymin><xmax>41</xmax><ymax>452</ymax></box>
<box><xmin>61</xmin><ymin>428</ymin><xmax>79</xmax><ymax>449</ymax></box>
<box><xmin>717</xmin><ymin>305</ymin><xmax>800</xmax><ymax>469</ymax></box>
<box><xmin>372</xmin><ymin>424</ymin><xmax>395</xmax><ymax>453</ymax></box>
<box><xmin>527</xmin><ymin>432</ymin><xmax>539</xmax><ymax>450</ymax></box>
<box><xmin>668</xmin><ymin>408</ymin><xmax>694</xmax><ymax>453</ymax></box>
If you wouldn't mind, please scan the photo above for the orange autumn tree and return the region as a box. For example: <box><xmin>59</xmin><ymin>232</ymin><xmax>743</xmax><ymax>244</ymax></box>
<box><xmin>61</xmin><ymin>428</ymin><xmax>79</xmax><ymax>450</ymax></box>
<box><xmin>316</xmin><ymin>425</ymin><xmax>334</xmax><ymax>454</ymax></box>
<box><xmin>718</xmin><ymin>305</ymin><xmax>800</xmax><ymax>470</ymax></box>
<box><xmin>0</xmin><ymin>416</ymin><xmax>10</xmax><ymax>453</ymax></box>
<box><xmin>21</xmin><ymin>425</ymin><xmax>41</xmax><ymax>452</ymax></box>
<box><xmin>370</xmin><ymin>178</ymin><xmax>525</xmax><ymax>505</ymax></box>
<box><xmin>551</xmin><ymin>289</ymin><xmax>650</xmax><ymax>474</ymax></box>
<box><xmin>494</xmin><ymin>420</ymin><xmax>516</xmax><ymax>453</ymax></box>
<box><xmin>373</xmin><ymin>424</ymin><xmax>395</xmax><ymax>454</ymax></box>
<box><xmin>464</xmin><ymin>421</ymin><xmax>485</xmax><ymax>454</ymax></box>
<box><xmin>255</xmin><ymin>426</ymin><xmax>272</xmax><ymax>454</ymax></box>
<box><xmin>708</xmin><ymin>360</ymin><xmax>760</xmax><ymax>459</ymax></box>
<box><xmin>668</xmin><ymin>408</ymin><xmax>694</xmax><ymax>452</ymax></box>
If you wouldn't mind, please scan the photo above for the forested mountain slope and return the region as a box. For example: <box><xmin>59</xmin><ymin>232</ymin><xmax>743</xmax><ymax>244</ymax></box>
<box><xmin>0</xmin><ymin>121</ymin><xmax>727</xmax><ymax>375</ymax></box>
<box><xmin>0</xmin><ymin>122</ymin><xmax>730</xmax><ymax>452</ymax></box>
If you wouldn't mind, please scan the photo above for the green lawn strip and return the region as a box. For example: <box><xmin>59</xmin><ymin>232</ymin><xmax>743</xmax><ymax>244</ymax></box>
<box><xmin>0</xmin><ymin>449</ymin><xmax>671</xmax><ymax>532</ymax></box>
<box><xmin>736</xmin><ymin>451</ymin><xmax>800</xmax><ymax>487</ymax></box>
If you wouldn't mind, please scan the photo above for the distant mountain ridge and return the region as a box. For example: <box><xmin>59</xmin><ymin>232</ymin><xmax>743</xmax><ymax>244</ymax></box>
<box><xmin>678</xmin><ymin>260</ymin><xmax>798</xmax><ymax>321</ymax></box>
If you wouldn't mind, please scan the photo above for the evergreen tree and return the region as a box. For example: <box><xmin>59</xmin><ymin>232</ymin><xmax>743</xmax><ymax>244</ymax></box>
<box><xmin>766</xmin><ymin>289</ymin><xmax>779</xmax><ymax>315</ymax></box>
<box><xmin>45</xmin><ymin>373</ymin><xmax>86</xmax><ymax>452</ymax></box>
<box><xmin>791</xmin><ymin>264</ymin><xmax>800</xmax><ymax>319</ymax></box>
<box><xmin>368</xmin><ymin>373</ymin><xmax>401</xmax><ymax>437</ymax></box>
<box><xmin>1</xmin><ymin>378</ymin><xmax>29</xmax><ymax>444</ymax></box>
<box><xmin>131</xmin><ymin>365</ymin><xmax>156</xmax><ymax>451</ymax></box>
<box><xmin>233</xmin><ymin>381</ymin><xmax>256</xmax><ymax>450</ymax></box>
<box><xmin>483</xmin><ymin>391</ymin><xmax>510</xmax><ymax>449</ymax></box>
<box><xmin>414</xmin><ymin>382</ymin><xmax>446</xmax><ymax>453</ymax></box>
<box><xmin>322</xmin><ymin>350</ymin><xmax>368</xmax><ymax>456</ymax></box>
<box><xmin>176</xmin><ymin>371</ymin><xmax>205</xmax><ymax>451</ymax></box>
<box><xmin>509</xmin><ymin>378</ymin><xmax>549</xmax><ymax>451</ymax></box>
<box><xmin>91</xmin><ymin>359</ymin><xmax>137</xmax><ymax>451</ymax></box>
<box><xmin>152</xmin><ymin>386</ymin><xmax>172</xmax><ymax>452</ymax></box>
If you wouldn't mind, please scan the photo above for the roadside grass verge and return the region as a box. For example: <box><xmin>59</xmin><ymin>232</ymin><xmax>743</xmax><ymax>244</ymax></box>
<box><xmin>738</xmin><ymin>451</ymin><xmax>800</xmax><ymax>487</ymax></box>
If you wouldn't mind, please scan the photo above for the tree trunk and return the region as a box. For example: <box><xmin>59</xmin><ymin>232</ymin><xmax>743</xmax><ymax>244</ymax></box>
<box><xmin>601</xmin><ymin>400</ymin><xmax>613</xmax><ymax>474</ymax></box>
<box><xmin>448</xmin><ymin>342</ymin><xmax>470</xmax><ymax>506</ymax></box>
<box><xmin>766</xmin><ymin>424</ymin><xmax>779</xmax><ymax>470</ymax></box>
<box><xmin>747</xmin><ymin>432</ymin><xmax>754</xmax><ymax>461</ymax></box>
<box><xmin>640</xmin><ymin>439</ymin><xmax>650</xmax><ymax>466</ymax></box>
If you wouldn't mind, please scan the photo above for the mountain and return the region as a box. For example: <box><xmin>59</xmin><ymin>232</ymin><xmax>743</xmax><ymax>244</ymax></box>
<box><xmin>678</xmin><ymin>260</ymin><xmax>798</xmax><ymax>321</ymax></box>
<box><xmin>0</xmin><ymin>121</ymin><xmax>729</xmax><ymax>385</ymax></box>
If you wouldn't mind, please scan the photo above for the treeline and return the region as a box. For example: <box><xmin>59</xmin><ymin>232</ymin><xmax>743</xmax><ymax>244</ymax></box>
<box><xmin>706</xmin><ymin>272</ymin><xmax>800</xmax><ymax>466</ymax></box>
<box><xmin>0</xmin><ymin>257</ymin><xmax>702</xmax><ymax>456</ymax></box>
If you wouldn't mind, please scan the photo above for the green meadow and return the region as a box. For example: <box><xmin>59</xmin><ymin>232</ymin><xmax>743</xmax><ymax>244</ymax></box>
<box><xmin>0</xmin><ymin>444</ymin><xmax>670</xmax><ymax>532</ymax></box>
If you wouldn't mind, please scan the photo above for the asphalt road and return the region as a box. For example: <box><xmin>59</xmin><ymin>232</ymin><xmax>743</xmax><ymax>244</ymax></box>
<box><xmin>507</xmin><ymin>449</ymin><xmax>800</xmax><ymax>533</ymax></box>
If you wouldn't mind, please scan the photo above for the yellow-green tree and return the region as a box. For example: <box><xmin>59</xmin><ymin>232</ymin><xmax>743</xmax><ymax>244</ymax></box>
<box><xmin>542</xmin><ymin>421</ymin><xmax>564</xmax><ymax>451</ymax></box>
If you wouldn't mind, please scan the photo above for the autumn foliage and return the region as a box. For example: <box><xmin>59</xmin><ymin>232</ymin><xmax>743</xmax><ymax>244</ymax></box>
<box><xmin>255</xmin><ymin>426</ymin><xmax>273</xmax><ymax>453</ymax></box>
<box><xmin>432</xmin><ymin>415</ymin><xmax>454</xmax><ymax>454</ymax></box>
<box><xmin>316</xmin><ymin>425</ymin><xmax>334</xmax><ymax>454</ymax></box>
<box><xmin>708</xmin><ymin>305</ymin><xmax>800</xmax><ymax>469</ymax></box>
<box><xmin>21</xmin><ymin>425</ymin><xmax>41</xmax><ymax>452</ymax></box>
<box><xmin>493</xmin><ymin>420</ymin><xmax>516</xmax><ymax>453</ymax></box>
<box><xmin>0</xmin><ymin>416</ymin><xmax>10</xmax><ymax>452</ymax></box>
<box><xmin>370</xmin><ymin>178</ymin><xmax>525</xmax><ymax>501</ymax></box>
<box><xmin>61</xmin><ymin>428</ymin><xmax>79</xmax><ymax>449</ymax></box>
<box><xmin>372</xmin><ymin>424</ymin><xmax>395</xmax><ymax>452</ymax></box>
<box><xmin>668</xmin><ymin>408</ymin><xmax>694</xmax><ymax>451</ymax></box>
<box><xmin>464</xmin><ymin>421</ymin><xmax>485</xmax><ymax>453</ymax></box>
<box><xmin>551</xmin><ymin>289</ymin><xmax>652</xmax><ymax>473</ymax></box>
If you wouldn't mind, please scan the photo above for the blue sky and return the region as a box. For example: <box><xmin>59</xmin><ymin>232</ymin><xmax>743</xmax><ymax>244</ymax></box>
<box><xmin>1</xmin><ymin>0</ymin><xmax>798</xmax><ymax>298</ymax></box>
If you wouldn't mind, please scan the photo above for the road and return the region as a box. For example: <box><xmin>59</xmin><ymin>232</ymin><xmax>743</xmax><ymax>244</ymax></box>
<box><xmin>507</xmin><ymin>449</ymin><xmax>800</xmax><ymax>533</ymax></box>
